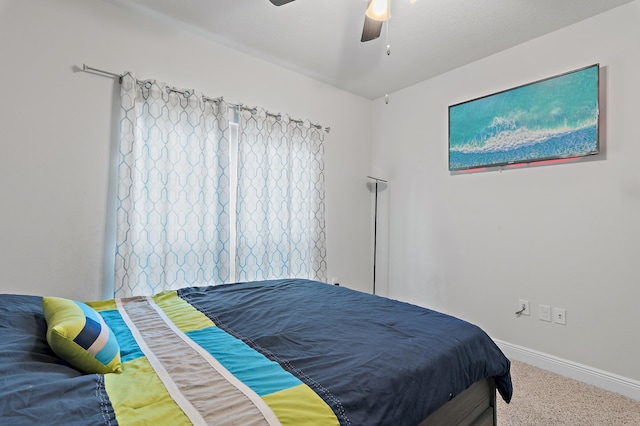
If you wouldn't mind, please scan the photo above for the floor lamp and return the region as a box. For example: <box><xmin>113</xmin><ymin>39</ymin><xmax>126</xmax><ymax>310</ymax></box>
<box><xmin>367</xmin><ymin>176</ymin><xmax>388</xmax><ymax>295</ymax></box>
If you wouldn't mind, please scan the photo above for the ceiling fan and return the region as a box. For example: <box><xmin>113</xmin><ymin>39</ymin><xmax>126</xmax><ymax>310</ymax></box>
<box><xmin>269</xmin><ymin>0</ymin><xmax>390</xmax><ymax>42</ymax></box>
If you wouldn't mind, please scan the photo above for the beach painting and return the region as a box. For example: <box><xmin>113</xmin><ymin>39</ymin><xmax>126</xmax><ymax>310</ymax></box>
<box><xmin>448</xmin><ymin>64</ymin><xmax>599</xmax><ymax>171</ymax></box>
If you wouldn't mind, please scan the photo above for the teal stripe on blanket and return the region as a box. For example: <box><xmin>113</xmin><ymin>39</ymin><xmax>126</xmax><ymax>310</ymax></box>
<box><xmin>187</xmin><ymin>326</ymin><xmax>302</xmax><ymax>396</ymax></box>
<box><xmin>100</xmin><ymin>310</ymin><xmax>145</xmax><ymax>363</ymax></box>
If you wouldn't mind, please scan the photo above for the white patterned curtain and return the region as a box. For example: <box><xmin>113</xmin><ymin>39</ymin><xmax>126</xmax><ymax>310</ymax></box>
<box><xmin>235</xmin><ymin>110</ymin><xmax>327</xmax><ymax>282</ymax></box>
<box><xmin>115</xmin><ymin>74</ymin><xmax>230</xmax><ymax>297</ymax></box>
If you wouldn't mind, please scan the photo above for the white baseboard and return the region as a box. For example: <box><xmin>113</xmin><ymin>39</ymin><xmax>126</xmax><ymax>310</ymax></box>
<box><xmin>494</xmin><ymin>339</ymin><xmax>640</xmax><ymax>402</ymax></box>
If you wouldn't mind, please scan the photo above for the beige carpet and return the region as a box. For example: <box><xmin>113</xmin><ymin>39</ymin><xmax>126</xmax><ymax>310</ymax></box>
<box><xmin>497</xmin><ymin>360</ymin><xmax>640</xmax><ymax>425</ymax></box>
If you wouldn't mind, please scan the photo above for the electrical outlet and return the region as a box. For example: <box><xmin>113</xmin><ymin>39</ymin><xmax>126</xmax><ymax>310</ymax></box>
<box><xmin>539</xmin><ymin>304</ymin><xmax>551</xmax><ymax>322</ymax></box>
<box><xmin>553</xmin><ymin>307</ymin><xmax>566</xmax><ymax>325</ymax></box>
<box><xmin>517</xmin><ymin>300</ymin><xmax>530</xmax><ymax>316</ymax></box>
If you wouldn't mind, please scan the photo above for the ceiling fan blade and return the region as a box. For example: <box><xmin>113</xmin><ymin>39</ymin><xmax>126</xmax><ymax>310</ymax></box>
<box><xmin>361</xmin><ymin>15</ymin><xmax>383</xmax><ymax>42</ymax></box>
<box><xmin>269</xmin><ymin>0</ymin><xmax>296</xmax><ymax>5</ymax></box>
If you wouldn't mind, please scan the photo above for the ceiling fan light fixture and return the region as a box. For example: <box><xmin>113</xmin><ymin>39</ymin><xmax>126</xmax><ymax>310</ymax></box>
<box><xmin>366</xmin><ymin>0</ymin><xmax>391</xmax><ymax>21</ymax></box>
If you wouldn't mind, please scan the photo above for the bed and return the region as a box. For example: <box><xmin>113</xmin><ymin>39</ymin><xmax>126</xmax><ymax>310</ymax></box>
<box><xmin>0</xmin><ymin>278</ymin><xmax>512</xmax><ymax>425</ymax></box>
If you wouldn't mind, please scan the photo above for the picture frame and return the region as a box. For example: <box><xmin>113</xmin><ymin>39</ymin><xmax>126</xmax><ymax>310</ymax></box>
<box><xmin>448</xmin><ymin>64</ymin><xmax>599</xmax><ymax>171</ymax></box>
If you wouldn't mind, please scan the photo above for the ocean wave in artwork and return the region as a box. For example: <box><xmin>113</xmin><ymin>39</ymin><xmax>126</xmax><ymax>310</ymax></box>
<box><xmin>450</xmin><ymin>116</ymin><xmax>597</xmax><ymax>155</ymax></box>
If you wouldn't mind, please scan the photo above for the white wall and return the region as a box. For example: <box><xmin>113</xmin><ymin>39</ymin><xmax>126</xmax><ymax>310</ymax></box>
<box><xmin>372</xmin><ymin>1</ymin><xmax>640</xmax><ymax>381</ymax></box>
<box><xmin>0</xmin><ymin>0</ymin><xmax>373</xmax><ymax>300</ymax></box>
<box><xmin>3</xmin><ymin>0</ymin><xmax>637</xmax><ymax>388</ymax></box>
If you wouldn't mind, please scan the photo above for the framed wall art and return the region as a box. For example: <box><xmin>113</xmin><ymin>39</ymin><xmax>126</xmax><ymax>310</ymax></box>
<box><xmin>448</xmin><ymin>64</ymin><xmax>599</xmax><ymax>171</ymax></box>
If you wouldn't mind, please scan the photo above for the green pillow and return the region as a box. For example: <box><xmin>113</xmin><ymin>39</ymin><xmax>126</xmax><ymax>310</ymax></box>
<box><xmin>42</xmin><ymin>296</ymin><xmax>122</xmax><ymax>374</ymax></box>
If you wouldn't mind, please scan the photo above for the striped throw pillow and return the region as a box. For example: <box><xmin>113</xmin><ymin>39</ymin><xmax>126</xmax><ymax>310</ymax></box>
<box><xmin>42</xmin><ymin>296</ymin><xmax>122</xmax><ymax>374</ymax></box>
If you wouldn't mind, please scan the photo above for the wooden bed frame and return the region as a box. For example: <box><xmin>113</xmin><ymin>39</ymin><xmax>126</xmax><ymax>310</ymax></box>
<box><xmin>419</xmin><ymin>378</ymin><xmax>497</xmax><ymax>426</ymax></box>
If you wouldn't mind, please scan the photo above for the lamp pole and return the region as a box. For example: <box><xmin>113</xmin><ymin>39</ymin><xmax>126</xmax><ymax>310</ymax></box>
<box><xmin>367</xmin><ymin>176</ymin><xmax>387</xmax><ymax>295</ymax></box>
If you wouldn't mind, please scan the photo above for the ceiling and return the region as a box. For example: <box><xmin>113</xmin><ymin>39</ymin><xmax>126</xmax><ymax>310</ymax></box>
<box><xmin>102</xmin><ymin>0</ymin><xmax>633</xmax><ymax>100</ymax></box>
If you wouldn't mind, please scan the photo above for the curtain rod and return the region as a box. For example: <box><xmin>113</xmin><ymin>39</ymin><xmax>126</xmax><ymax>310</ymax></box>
<box><xmin>81</xmin><ymin>64</ymin><xmax>330</xmax><ymax>134</ymax></box>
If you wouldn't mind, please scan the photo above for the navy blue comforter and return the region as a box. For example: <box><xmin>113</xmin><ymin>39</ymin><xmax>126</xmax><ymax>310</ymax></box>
<box><xmin>1</xmin><ymin>279</ymin><xmax>511</xmax><ymax>425</ymax></box>
<box><xmin>180</xmin><ymin>279</ymin><xmax>512</xmax><ymax>426</ymax></box>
